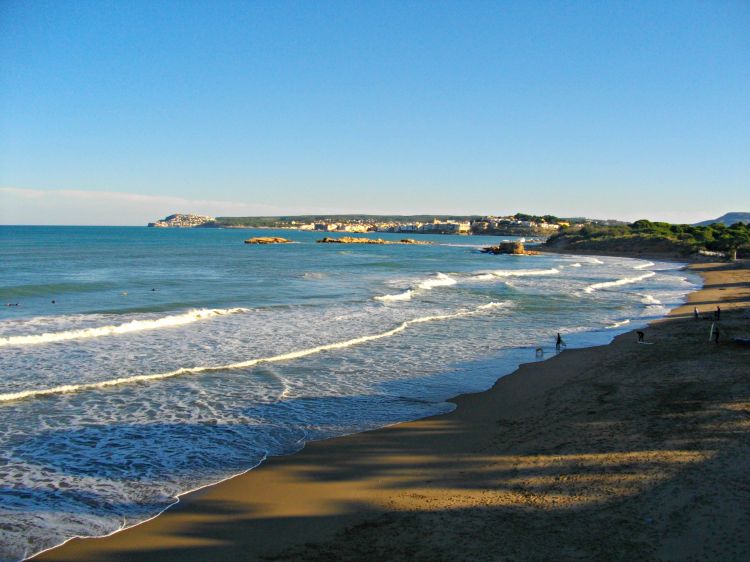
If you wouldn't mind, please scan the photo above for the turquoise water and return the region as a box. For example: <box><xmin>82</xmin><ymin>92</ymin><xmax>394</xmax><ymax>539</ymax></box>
<box><xmin>0</xmin><ymin>226</ymin><xmax>699</xmax><ymax>560</ymax></box>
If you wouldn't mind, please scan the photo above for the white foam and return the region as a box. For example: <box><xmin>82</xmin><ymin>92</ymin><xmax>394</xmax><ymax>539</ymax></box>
<box><xmin>633</xmin><ymin>261</ymin><xmax>655</xmax><ymax>270</ymax></box>
<box><xmin>587</xmin><ymin>258</ymin><xmax>605</xmax><ymax>264</ymax></box>
<box><xmin>488</xmin><ymin>267</ymin><xmax>560</xmax><ymax>278</ymax></box>
<box><xmin>0</xmin><ymin>308</ymin><xmax>251</xmax><ymax>347</ymax></box>
<box><xmin>374</xmin><ymin>290</ymin><xmax>414</xmax><ymax>302</ymax></box>
<box><xmin>470</xmin><ymin>273</ymin><xmax>496</xmax><ymax>281</ymax></box>
<box><xmin>640</xmin><ymin>294</ymin><xmax>662</xmax><ymax>305</ymax></box>
<box><xmin>375</xmin><ymin>273</ymin><xmax>456</xmax><ymax>302</ymax></box>
<box><xmin>417</xmin><ymin>272</ymin><xmax>458</xmax><ymax>290</ymax></box>
<box><xmin>606</xmin><ymin>319</ymin><xmax>631</xmax><ymax>329</ymax></box>
<box><xmin>568</xmin><ymin>263</ymin><xmax>582</xmax><ymax>268</ymax></box>
<box><xmin>476</xmin><ymin>301</ymin><xmax>510</xmax><ymax>311</ymax></box>
<box><xmin>584</xmin><ymin>272</ymin><xmax>656</xmax><ymax>294</ymax></box>
<box><xmin>0</xmin><ymin>302</ymin><xmax>509</xmax><ymax>404</ymax></box>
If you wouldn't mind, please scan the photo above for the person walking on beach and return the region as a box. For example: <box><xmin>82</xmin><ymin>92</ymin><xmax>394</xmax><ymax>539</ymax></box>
<box><xmin>556</xmin><ymin>333</ymin><xmax>563</xmax><ymax>351</ymax></box>
<box><xmin>715</xmin><ymin>305</ymin><xmax>721</xmax><ymax>320</ymax></box>
<box><xmin>637</xmin><ymin>330</ymin><xmax>645</xmax><ymax>343</ymax></box>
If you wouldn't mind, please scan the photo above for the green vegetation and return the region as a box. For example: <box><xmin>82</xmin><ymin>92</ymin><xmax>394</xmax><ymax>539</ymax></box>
<box><xmin>513</xmin><ymin>213</ymin><xmax>560</xmax><ymax>224</ymax></box>
<box><xmin>546</xmin><ymin>219</ymin><xmax>750</xmax><ymax>259</ymax></box>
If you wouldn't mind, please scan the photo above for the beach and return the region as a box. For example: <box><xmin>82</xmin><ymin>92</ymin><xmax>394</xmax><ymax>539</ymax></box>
<box><xmin>34</xmin><ymin>259</ymin><xmax>750</xmax><ymax>561</ymax></box>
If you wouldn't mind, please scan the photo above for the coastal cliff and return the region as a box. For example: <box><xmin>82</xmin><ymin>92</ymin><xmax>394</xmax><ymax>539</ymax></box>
<box><xmin>148</xmin><ymin>214</ymin><xmax>215</xmax><ymax>228</ymax></box>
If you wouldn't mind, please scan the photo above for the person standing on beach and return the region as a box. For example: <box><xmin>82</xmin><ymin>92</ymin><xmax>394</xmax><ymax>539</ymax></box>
<box><xmin>715</xmin><ymin>305</ymin><xmax>721</xmax><ymax>320</ymax></box>
<box><xmin>556</xmin><ymin>333</ymin><xmax>563</xmax><ymax>351</ymax></box>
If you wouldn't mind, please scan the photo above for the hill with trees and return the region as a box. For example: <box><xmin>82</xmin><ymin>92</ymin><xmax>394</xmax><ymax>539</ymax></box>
<box><xmin>545</xmin><ymin>220</ymin><xmax>750</xmax><ymax>260</ymax></box>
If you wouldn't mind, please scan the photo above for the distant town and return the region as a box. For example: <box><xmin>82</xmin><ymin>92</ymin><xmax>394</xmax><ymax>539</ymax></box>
<box><xmin>149</xmin><ymin>213</ymin><xmax>626</xmax><ymax>236</ymax></box>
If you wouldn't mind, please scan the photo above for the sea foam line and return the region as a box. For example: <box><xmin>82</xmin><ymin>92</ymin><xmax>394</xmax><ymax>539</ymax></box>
<box><xmin>584</xmin><ymin>272</ymin><xmax>656</xmax><ymax>294</ymax></box>
<box><xmin>375</xmin><ymin>290</ymin><xmax>414</xmax><ymax>302</ymax></box>
<box><xmin>0</xmin><ymin>302</ymin><xmax>510</xmax><ymax>404</ymax></box>
<box><xmin>471</xmin><ymin>267</ymin><xmax>560</xmax><ymax>281</ymax></box>
<box><xmin>375</xmin><ymin>272</ymin><xmax>456</xmax><ymax>302</ymax></box>
<box><xmin>417</xmin><ymin>272</ymin><xmax>458</xmax><ymax>290</ymax></box>
<box><xmin>633</xmin><ymin>261</ymin><xmax>655</xmax><ymax>270</ymax></box>
<box><xmin>0</xmin><ymin>308</ymin><xmax>250</xmax><ymax>347</ymax></box>
<box><xmin>640</xmin><ymin>294</ymin><xmax>662</xmax><ymax>305</ymax></box>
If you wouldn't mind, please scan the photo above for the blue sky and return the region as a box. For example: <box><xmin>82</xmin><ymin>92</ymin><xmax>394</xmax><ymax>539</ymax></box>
<box><xmin>1</xmin><ymin>1</ymin><xmax>748</xmax><ymax>225</ymax></box>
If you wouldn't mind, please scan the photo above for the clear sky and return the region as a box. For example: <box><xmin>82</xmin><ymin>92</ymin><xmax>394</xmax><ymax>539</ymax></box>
<box><xmin>1</xmin><ymin>1</ymin><xmax>748</xmax><ymax>225</ymax></box>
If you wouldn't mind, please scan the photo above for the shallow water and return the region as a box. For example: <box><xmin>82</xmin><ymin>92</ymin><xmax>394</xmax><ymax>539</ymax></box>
<box><xmin>0</xmin><ymin>226</ymin><xmax>700</xmax><ymax>560</ymax></box>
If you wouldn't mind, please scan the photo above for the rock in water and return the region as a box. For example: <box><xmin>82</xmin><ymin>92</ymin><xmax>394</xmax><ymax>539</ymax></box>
<box><xmin>244</xmin><ymin>237</ymin><xmax>292</xmax><ymax>244</ymax></box>
<box><xmin>481</xmin><ymin>241</ymin><xmax>538</xmax><ymax>255</ymax></box>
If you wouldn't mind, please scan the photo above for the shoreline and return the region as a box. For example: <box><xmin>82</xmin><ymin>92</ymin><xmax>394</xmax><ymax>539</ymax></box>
<box><xmin>537</xmin><ymin>246</ymin><xmax>717</xmax><ymax>264</ymax></box>
<box><xmin>34</xmin><ymin>260</ymin><xmax>750</xmax><ymax>561</ymax></box>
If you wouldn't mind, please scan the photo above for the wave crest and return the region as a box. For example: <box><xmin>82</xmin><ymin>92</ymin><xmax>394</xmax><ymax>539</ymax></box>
<box><xmin>0</xmin><ymin>308</ymin><xmax>250</xmax><ymax>347</ymax></box>
<box><xmin>375</xmin><ymin>272</ymin><xmax>456</xmax><ymax>302</ymax></box>
<box><xmin>640</xmin><ymin>294</ymin><xmax>662</xmax><ymax>305</ymax></box>
<box><xmin>0</xmin><ymin>302</ymin><xmax>509</xmax><ymax>404</ymax></box>
<box><xmin>374</xmin><ymin>290</ymin><xmax>414</xmax><ymax>302</ymax></box>
<box><xmin>417</xmin><ymin>272</ymin><xmax>457</xmax><ymax>290</ymax></box>
<box><xmin>473</xmin><ymin>267</ymin><xmax>559</xmax><ymax>280</ymax></box>
<box><xmin>584</xmin><ymin>272</ymin><xmax>656</xmax><ymax>294</ymax></box>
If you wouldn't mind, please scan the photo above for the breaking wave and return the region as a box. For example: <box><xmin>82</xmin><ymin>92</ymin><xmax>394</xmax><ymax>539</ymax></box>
<box><xmin>0</xmin><ymin>302</ymin><xmax>509</xmax><ymax>404</ymax></box>
<box><xmin>374</xmin><ymin>290</ymin><xmax>414</xmax><ymax>302</ymax></box>
<box><xmin>640</xmin><ymin>294</ymin><xmax>662</xmax><ymax>305</ymax></box>
<box><xmin>606</xmin><ymin>319</ymin><xmax>631</xmax><ymax>329</ymax></box>
<box><xmin>0</xmin><ymin>308</ymin><xmax>250</xmax><ymax>347</ymax></box>
<box><xmin>417</xmin><ymin>272</ymin><xmax>458</xmax><ymax>290</ymax></box>
<box><xmin>633</xmin><ymin>261</ymin><xmax>655</xmax><ymax>270</ymax></box>
<box><xmin>375</xmin><ymin>273</ymin><xmax>456</xmax><ymax>302</ymax></box>
<box><xmin>584</xmin><ymin>272</ymin><xmax>656</xmax><ymax>294</ymax></box>
<box><xmin>471</xmin><ymin>268</ymin><xmax>559</xmax><ymax>281</ymax></box>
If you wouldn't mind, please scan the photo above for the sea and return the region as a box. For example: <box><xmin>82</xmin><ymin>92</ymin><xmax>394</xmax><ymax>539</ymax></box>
<box><xmin>0</xmin><ymin>226</ymin><xmax>700</xmax><ymax>560</ymax></box>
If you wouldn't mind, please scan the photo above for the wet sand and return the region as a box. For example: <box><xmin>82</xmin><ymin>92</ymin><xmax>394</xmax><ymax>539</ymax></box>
<box><xmin>36</xmin><ymin>261</ymin><xmax>750</xmax><ymax>561</ymax></box>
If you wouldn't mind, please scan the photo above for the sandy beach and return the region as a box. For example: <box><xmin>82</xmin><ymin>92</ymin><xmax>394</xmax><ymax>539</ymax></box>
<box><xmin>36</xmin><ymin>260</ymin><xmax>750</xmax><ymax>562</ymax></box>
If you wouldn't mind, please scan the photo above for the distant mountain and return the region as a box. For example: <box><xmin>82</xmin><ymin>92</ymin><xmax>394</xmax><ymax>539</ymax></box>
<box><xmin>694</xmin><ymin>212</ymin><xmax>750</xmax><ymax>227</ymax></box>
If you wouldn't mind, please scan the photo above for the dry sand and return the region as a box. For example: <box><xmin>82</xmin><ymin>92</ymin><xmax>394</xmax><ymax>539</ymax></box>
<box><xmin>36</xmin><ymin>261</ymin><xmax>750</xmax><ymax>561</ymax></box>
